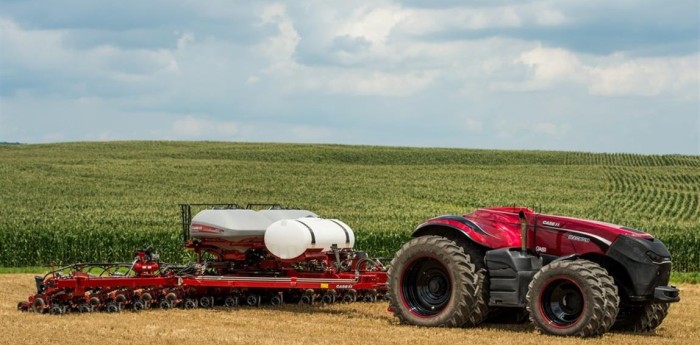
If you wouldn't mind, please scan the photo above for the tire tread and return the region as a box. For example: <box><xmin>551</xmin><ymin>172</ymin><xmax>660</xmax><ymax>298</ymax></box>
<box><xmin>387</xmin><ymin>235</ymin><xmax>479</xmax><ymax>327</ymax></box>
<box><xmin>526</xmin><ymin>259</ymin><xmax>618</xmax><ymax>337</ymax></box>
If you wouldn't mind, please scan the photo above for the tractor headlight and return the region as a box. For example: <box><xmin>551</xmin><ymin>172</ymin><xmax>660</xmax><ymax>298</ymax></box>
<box><xmin>646</xmin><ymin>250</ymin><xmax>670</xmax><ymax>264</ymax></box>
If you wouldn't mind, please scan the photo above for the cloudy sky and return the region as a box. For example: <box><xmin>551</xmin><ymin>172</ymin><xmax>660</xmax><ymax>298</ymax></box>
<box><xmin>0</xmin><ymin>0</ymin><xmax>698</xmax><ymax>154</ymax></box>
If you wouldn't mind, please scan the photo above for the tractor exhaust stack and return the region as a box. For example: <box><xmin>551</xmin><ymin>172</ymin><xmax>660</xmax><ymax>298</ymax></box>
<box><xmin>519</xmin><ymin>210</ymin><xmax>527</xmax><ymax>253</ymax></box>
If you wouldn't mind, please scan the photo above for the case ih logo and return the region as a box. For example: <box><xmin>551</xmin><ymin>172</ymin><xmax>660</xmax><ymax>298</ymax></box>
<box><xmin>542</xmin><ymin>220</ymin><xmax>561</xmax><ymax>227</ymax></box>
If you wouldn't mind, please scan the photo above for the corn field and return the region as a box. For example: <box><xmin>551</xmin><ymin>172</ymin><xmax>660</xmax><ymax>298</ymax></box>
<box><xmin>0</xmin><ymin>142</ymin><xmax>698</xmax><ymax>271</ymax></box>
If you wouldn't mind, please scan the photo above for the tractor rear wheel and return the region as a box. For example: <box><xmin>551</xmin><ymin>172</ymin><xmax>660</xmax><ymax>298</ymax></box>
<box><xmin>388</xmin><ymin>235</ymin><xmax>480</xmax><ymax>327</ymax></box>
<box><xmin>588</xmin><ymin>264</ymin><xmax>620</xmax><ymax>332</ymax></box>
<box><xmin>448</xmin><ymin>236</ymin><xmax>490</xmax><ymax>325</ymax></box>
<box><xmin>526</xmin><ymin>259</ymin><xmax>618</xmax><ymax>337</ymax></box>
<box><xmin>613</xmin><ymin>303</ymin><xmax>669</xmax><ymax>332</ymax></box>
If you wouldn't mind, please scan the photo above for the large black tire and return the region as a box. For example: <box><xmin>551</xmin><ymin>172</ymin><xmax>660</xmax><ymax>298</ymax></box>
<box><xmin>526</xmin><ymin>259</ymin><xmax>619</xmax><ymax>337</ymax></box>
<box><xmin>613</xmin><ymin>303</ymin><xmax>670</xmax><ymax>332</ymax></box>
<box><xmin>447</xmin><ymin>236</ymin><xmax>490</xmax><ymax>325</ymax></box>
<box><xmin>387</xmin><ymin>235</ymin><xmax>481</xmax><ymax>327</ymax></box>
<box><xmin>588</xmin><ymin>264</ymin><xmax>620</xmax><ymax>332</ymax></box>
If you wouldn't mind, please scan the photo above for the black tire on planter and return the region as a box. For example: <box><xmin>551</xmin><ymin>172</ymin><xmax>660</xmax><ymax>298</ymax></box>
<box><xmin>387</xmin><ymin>235</ymin><xmax>480</xmax><ymax>327</ymax></box>
<box><xmin>613</xmin><ymin>303</ymin><xmax>670</xmax><ymax>332</ymax></box>
<box><xmin>32</xmin><ymin>298</ymin><xmax>46</xmax><ymax>313</ymax></box>
<box><xmin>526</xmin><ymin>259</ymin><xmax>615</xmax><ymax>337</ymax></box>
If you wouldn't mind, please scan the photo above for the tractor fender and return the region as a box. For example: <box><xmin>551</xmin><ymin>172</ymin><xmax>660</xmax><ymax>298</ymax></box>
<box><xmin>549</xmin><ymin>254</ymin><xmax>579</xmax><ymax>263</ymax></box>
<box><xmin>412</xmin><ymin>215</ymin><xmax>497</xmax><ymax>249</ymax></box>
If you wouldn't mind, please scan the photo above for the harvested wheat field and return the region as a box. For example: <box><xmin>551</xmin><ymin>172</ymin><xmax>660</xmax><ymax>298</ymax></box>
<box><xmin>2</xmin><ymin>274</ymin><xmax>698</xmax><ymax>345</ymax></box>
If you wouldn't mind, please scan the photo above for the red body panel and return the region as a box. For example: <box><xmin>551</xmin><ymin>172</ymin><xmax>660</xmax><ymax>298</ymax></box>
<box><xmin>419</xmin><ymin>206</ymin><xmax>654</xmax><ymax>258</ymax></box>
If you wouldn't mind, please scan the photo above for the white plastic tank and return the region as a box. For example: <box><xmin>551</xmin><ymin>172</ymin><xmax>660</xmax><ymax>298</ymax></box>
<box><xmin>259</xmin><ymin>209</ymin><xmax>319</xmax><ymax>222</ymax></box>
<box><xmin>189</xmin><ymin>209</ymin><xmax>318</xmax><ymax>241</ymax></box>
<box><xmin>264</xmin><ymin>218</ymin><xmax>355</xmax><ymax>260</ymax></box>
<box><xmin>190</xmin><ymin>209</ymin><xmax>270</xmax><ymax>240</ymax></box>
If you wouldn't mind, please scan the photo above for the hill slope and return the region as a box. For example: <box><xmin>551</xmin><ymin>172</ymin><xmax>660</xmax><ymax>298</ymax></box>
<box><xmin>0</xmin><ymin>142</ymin><xmax>697</xmax><ymax>270</ymax></box>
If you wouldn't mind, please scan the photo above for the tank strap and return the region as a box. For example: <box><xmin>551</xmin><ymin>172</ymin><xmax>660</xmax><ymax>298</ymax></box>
<box><xmin>295</xmin><ymin>220</ymin><xmax>316</xmax><ymax>245</ymax></box>
<box><xmin>329</xmin><ymin>219</ymin><xmax>350</xmax><ymax>244</ymax></box>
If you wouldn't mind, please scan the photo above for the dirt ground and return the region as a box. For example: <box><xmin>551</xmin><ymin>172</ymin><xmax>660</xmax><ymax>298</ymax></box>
<box><xmin>1</xmin><ymin>274</ymin><xmax>697</xmax><ymax>345</ymax></box>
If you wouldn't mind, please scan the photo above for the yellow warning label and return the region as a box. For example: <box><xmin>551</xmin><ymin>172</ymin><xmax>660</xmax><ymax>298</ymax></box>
<box><xmin>320</xmin><ymin>283</ymin><xmax>329</xmax><ymax>289</ymax></box>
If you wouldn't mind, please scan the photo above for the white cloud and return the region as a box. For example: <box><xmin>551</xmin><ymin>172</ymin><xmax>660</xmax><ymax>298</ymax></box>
<box><xmin>1</xmin><ymin>2</ymin><xmax>697</xmax><ymax>154</ymax></box>
<box><xmin>398</xmin><ymin>6</ymin><xmax>521</xmax><ymax>34</ymax></box>
<box><xmin>513</xmin><ymin>47</ymin><xmax>586</xmax><ymax>90</ymax></box>
<box><xmin>323</xmin><ymin>70</ymin><xmax>438</xmax><ymax>96</ymax></box>
<box><xmin>492</xmin><ymin>46</ymin><xmax>699</xmax><ymax>99</ymax></box>
<box><xmin>246</xmin><ymin>4</ymin><xmax>571</xmax><ymax>99</ymax></box>
<box><xmin>256</xmin><ymin>4</ymin><xmax>300</xmax><ymax>67</ymax></box>
<box><xmin>259</xmin><ymin>3</ymin><xmax>287</xmax><ymax>24</ymax></box>
<box><xmin>252</xmin><ymin>5</ymin><xmax>438</xmax><ymax>97</ymax></box>
<box><xmin>171</xmin><ymin>116</ymin><xmax>238</xmax><ymax>138</ymax></box>
<box><xmin>338</xmin><ymin>6</ymin><xmax>407</xmax><ymax>44</ymax></box>
<box><xmin>176</xmin><ymin>32</ymin><xmax>195</xmax><ymax>50</ymax></box>
<box><xmin>588</xmin><ymin>55</ymin><xmax>699</xmax><ymax>98</ymax></box>
<box><xmin>394</xmin><ymin>3</ymin><xmax>569</xmax><ymax>37</ymax></box>
<box><xmin>0</xmin><ymin>16</ymin><xmax>179</xmax><ymax>96</ymax></box>
<box><xmin>0</xmin><ymin>17</ymin><xmax>69</xmax><ymax>70</ymax></box>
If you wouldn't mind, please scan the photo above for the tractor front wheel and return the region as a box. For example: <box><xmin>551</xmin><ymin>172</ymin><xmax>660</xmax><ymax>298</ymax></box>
<box><xmin>387</xmin><ymin>235</ymin><xmax>481</xmax><ymax>327</ymax></box>
<box><xmin>526</xmin><ymin>259</ymin><xmax>618</xmax><ymax>337</ymax></box>
<box><xmin>613</xmin><ymin>302</ymin><xmax>669</xmax><ymax>332</ymax></box>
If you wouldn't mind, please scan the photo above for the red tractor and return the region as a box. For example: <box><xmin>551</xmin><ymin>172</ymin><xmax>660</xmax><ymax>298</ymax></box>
<box><xmin>387</xmin><ymin>207</ymin><xmax>680</xmax><ymax>337</ymax></box>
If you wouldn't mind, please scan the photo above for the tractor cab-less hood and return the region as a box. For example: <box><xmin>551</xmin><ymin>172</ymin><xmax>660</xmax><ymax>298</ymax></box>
<box><xmin>464</xmin><ymin>207</ymin><xmax>654</xmax><ymax>250</ymax></box>
<box><xmin>533</xmin><ymin>214</ymin><xmax>654</xmax><ymax>245</ymax></box>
